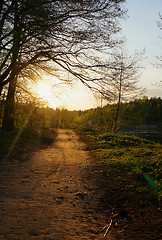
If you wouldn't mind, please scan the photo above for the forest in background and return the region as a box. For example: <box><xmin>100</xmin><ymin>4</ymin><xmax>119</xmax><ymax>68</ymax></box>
<box><xmin>1</xmin><ymin>95</ymin><xmax>161</xmax><ymax>141</ymax></box>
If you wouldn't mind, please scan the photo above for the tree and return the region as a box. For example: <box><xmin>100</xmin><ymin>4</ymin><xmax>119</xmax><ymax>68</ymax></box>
<box><xmin>104</xmin><ymin>47</ymin><xmax>145</xmax><ymax>133</ymax></box>
<box><xmin>0</xmin><ymin>0</ymin><xmax>126</xmax><ymax>130</ymax></box>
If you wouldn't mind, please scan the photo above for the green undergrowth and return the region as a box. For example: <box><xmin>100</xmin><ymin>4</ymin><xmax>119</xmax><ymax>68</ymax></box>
<box><xmin>83</xmin><ymin>131</ymin><xmax>162</xmax><ymax>201</ymax></box>
<box><xmin>0</xmin><ymin>127</ymin><xmax>56</xmax><ymax>159</ymax></box>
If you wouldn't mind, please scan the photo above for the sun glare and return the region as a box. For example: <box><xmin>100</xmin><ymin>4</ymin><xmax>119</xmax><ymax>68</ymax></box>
<box><xmin>36</xmin><ymin>80</ymin><xmax>96</xmax><ymax>110</ymax></box>
<box><xmin>37</xmin><ymin>81</ymin><xmax>51</xmax><ymax>98</ymax></box>
<box><xmin>36</xmin><ymin>81</ymin><xmax>63</xmax><ymax>109</ymax></box>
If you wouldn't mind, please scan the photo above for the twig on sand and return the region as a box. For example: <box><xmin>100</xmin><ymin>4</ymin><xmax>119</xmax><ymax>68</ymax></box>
<box><xmin>98</xmin><ymin>224</ymin><xmax>109</xmax><ymax>234</ymax></box>
<box><xmin>104</xmin><ymin>219</ymin><xmax>113</xmax><ymax>238</ymax></box>
<box><xmin>98</xmin><ymin>219</ymin><xmax>113</xmax><ymax>238</ymax></box>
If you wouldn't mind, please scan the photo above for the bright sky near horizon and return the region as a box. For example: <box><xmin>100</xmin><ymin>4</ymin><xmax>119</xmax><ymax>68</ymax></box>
<box><xmin>38</xmin><ymin>0</ymin><xmax>162</xmax><ymax>110</ymax></box>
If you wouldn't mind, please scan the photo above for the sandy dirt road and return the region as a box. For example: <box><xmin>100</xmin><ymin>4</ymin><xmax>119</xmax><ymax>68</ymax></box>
<box><xmin>0</xmin><ymin>129</ymin><xmax>114</xmax><ymax>240</ymax></box>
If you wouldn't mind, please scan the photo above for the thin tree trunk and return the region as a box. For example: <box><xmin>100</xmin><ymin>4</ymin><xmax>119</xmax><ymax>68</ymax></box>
<box><xmin>100</xmin><ymin>93</ymin><xmax>103</xmax><ymax>133</ymax></box>
<box><xmin>0</xmin><ymin>83</ymin><xmax>3</xmax><ymax>96</ymax></box>
<box><xmin>0</xmin><ymin>90</ymin><xmax>6</xmax><ymax>121</ymax></box>
<box><xmin>113</xmin><ymin>67</ymin><xmax>122</xmax><ymax>133</ymax></box>
<box><xmin>113</xmin><ymin>99</ymin><xmax>120</xmax><ymax>133</ymax></box>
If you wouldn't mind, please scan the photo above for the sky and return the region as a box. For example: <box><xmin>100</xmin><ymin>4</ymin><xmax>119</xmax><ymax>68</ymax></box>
<box><xmin>121</xmin><ymin>0</ymin><xmax>162</xmax><ymax>91</ymax></box>
<box><xmin>39</xmin><ymin>0</ymin><xmax>162</xmax><ymax>110</ymax></box>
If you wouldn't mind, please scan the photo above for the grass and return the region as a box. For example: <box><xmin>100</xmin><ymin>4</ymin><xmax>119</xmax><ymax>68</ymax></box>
<box><xmin>83</xmin><ymin>131</ymin><xmax>162</xmax><ymax>201</ymax></box>
<box><xmin>0</xmin><ymin>127</ymin><xmax>56</xmax><ymax>160</ymax></box>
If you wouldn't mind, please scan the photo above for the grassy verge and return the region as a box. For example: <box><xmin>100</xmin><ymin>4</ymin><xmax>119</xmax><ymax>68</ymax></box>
<box><xmin>82</xmin><ymin>131</ymin><xmax>162</xmax><ymax>201</ymax></box>
<box><xmin>0</xmin><ymin>128</ymin><xmax>57</xmax><ymax>160</ymax></box>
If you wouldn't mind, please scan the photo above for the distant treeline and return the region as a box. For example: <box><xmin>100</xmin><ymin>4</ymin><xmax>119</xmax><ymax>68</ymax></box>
<box><xmin>72</xmin><ymin>96</ymin><xmax>162</xmax><ymax>133</ymax></box>
<box><xmin>0</xmin><ymin>97</ymin><xmax>162</xmax><ymax>134</ymax></box>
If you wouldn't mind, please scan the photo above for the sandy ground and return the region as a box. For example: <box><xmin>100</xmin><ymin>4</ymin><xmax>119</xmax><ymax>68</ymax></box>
<box><xmin>0</xmin><ymin>129</ymin><xmax>114</xmax><ymax>240</ymax></box>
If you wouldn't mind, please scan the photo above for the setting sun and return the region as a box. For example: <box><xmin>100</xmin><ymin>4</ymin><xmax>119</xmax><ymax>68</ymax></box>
<box><xmin>36</xmin><ymin>79</ymin><xmax>96</xmax><ymax>110</ymax></box>
<box><xmin>36</xmin><ymin>81</ymin><xmax>58</xmax><ymax>108</ymax></box>
<box><xmin>37</xmin><ymin>81</ymin><xmax>52</xmax><ymax>98</ymax></box>
<box><xmin>36</xmin><ymin>80</ymin><xmax>65</xmax><ymax>109</ymax></box>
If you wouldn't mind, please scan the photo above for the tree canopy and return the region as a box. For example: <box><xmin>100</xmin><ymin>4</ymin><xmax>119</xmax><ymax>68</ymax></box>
<box><xmin>0</xmin><ymin>0</ymin><xmax>126</xmax><ymax>94</ymax></box>
<box><xmin>0</xmin><ymin>0</ymin><xmax>128</xmax><ymax>130</ymax></box>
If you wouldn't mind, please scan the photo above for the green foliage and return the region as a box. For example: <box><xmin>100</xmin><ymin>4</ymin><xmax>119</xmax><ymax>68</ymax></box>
<box><xmin>84</xmin><ymin>131</ymin><xmax>162</xmax><ymax>200</ymax></box>
<box><xmin>88</xmin><ymin>97</ymin><xmax>162</xmax><ymax>132</ymax></box>
<box><xmin>1</xmin><ymin>97</ymin><xmax>161</xmax><ymax>135</ymax></box>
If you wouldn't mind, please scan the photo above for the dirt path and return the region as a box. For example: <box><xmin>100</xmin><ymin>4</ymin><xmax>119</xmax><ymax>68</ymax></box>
<box><xmin>0</xmin><ymin>129</ymin><xmax>114</xmax><ymax>240</ymax></box>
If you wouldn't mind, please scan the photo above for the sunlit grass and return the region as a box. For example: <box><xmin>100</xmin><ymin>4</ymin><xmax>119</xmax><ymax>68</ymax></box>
<box><xmin>83</xmin><ymin>131</ymin><xmax>162</xmax><ymax>201</ymax></box>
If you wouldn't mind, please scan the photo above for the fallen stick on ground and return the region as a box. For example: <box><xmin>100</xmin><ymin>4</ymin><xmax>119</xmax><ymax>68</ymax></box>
<box><xmin>98</xmin><ymin>219</ymin><xmax>113</xmax><ymax>238</ymax></box>
<box><xmin>98</xmin><ymin>224</ymin><xmax>109</xmax><ymax>234</ymax></box>
<box><xmin>104</xmin><ymin>219</ymin><xmax>113</xmax><ymax>238</ymax></box>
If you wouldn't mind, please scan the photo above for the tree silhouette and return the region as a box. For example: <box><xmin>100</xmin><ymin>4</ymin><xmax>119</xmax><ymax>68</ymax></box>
<box><xmin>104</xmin><ymin>47</ymin><xmax>144</xmax><ymax>133</ymax></box>
<box><xmin>0</xmin><ymin>0</ymin><xmax>126</xmax><ymax>130</ymax></box>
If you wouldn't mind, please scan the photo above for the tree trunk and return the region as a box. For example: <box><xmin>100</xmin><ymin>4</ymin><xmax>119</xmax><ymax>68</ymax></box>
<box><xmin>113</xmin><ymin>66</ymin><xmax>122</xmax><ymax>133</ymax></box>
<box><xmin>1</xmin><ymin>0</ymin><xmax>21</xmax><ymax>131</ymax></box>
<box><xmin>0</xmin><ymin>91</ymin><xmax>6</xmax><ymax>122</ymax></box>
<box><xmin>2</xmin><ymin>77</ymin><xmax>17</xmax><ymax>131</ymax></box>
<box><xmin>113</xmin><ymin>101</ymin><xmax>120</xmax><ymax>133</ymax></box>
<box><xmin>0</xmin><ymin>83</ymin><xmax>3</xmax><ymax>96</ymax></box>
